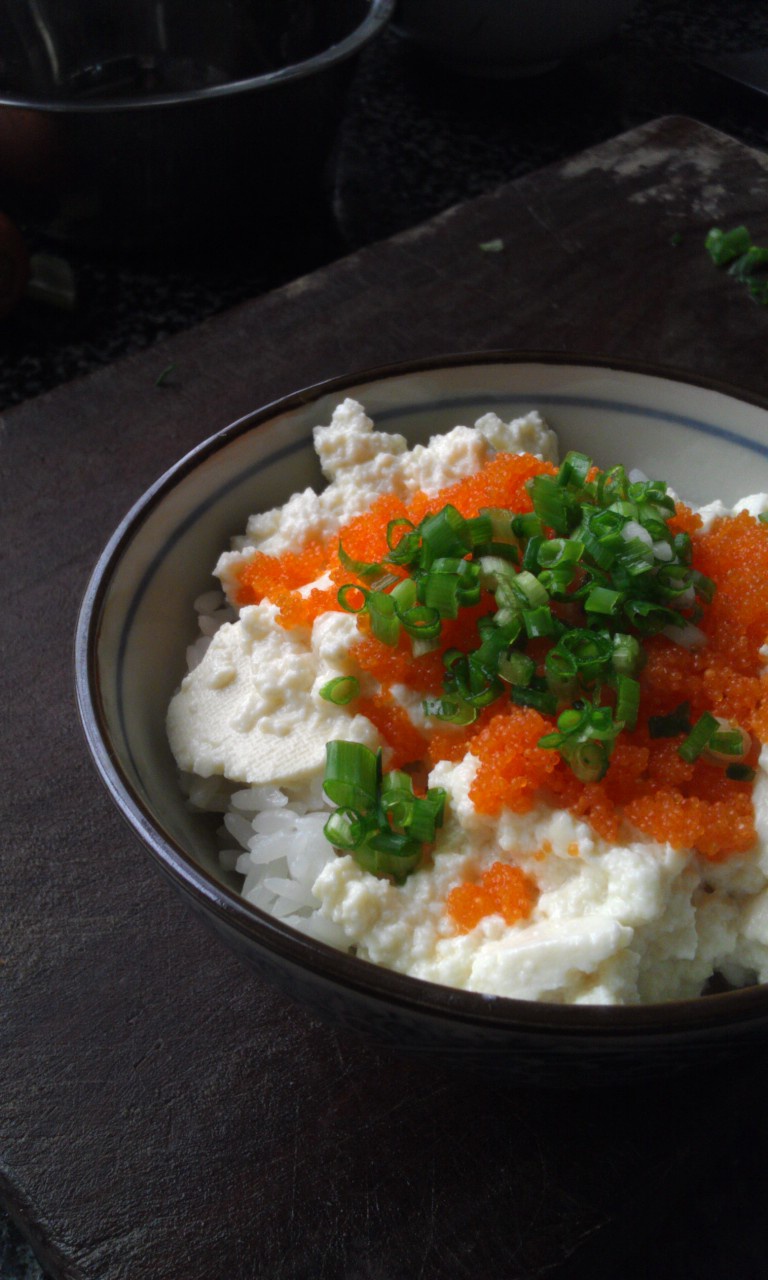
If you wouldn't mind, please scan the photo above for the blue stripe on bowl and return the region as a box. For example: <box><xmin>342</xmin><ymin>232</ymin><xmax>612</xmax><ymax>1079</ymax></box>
<box><xmin>116</xmin><ymin>390</ymin><xmax>768</xmax><ymax>794</ymax></box>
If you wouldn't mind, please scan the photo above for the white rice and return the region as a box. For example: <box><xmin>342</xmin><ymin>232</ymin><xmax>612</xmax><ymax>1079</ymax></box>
<box><xmin>214</xmin><ymin>782</ymin><xmax>348</xmax><ymax>947</ymax></box>
<box><xmin>181</xmin><ymin>586</ymin><xmax>350</xmax><ymax>946</ymax></box>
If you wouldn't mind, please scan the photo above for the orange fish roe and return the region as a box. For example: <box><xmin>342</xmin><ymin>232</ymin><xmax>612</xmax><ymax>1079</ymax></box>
<box><xmin>356</xmin><ymin>694</ymin><xmax>427</xmax><ymax>769</ymax></box>
<box><xmin>752</xmin><ymin>679</ymin><xmax>768</xmax><ymax>742</ymax></box>
<box><xmin>409</xmin><ymin>451</ymin><xmax>556</xmax><ymax>522</ymax></box>
<box><xmin>272</xmin><ymin>584</ymin><xmax>340</xmax><ymax>631</ymax></box>
<box><xmin>535</xmin><ymin>514</ymin><xmax>768</xmax><ymax>856</ymax></box>
<box><xmin>353</xmin><ymin>601</ymin><xmax>500</xmax><ymax>709</ymax></box>
<box><xmin>330</xmin><ymin>493</ymin><xmax>412</xmax><ymax>574</ymax></box>
<box><xmin>695</xmin><ymin>510</ymin><xmax>768</xmax><ymax>672</ymax></box>
<box><xmin>237</xmin><ymin>543</ymin><xmax>326</xmax><ymax>607</ymax></box>
<box><xmin>425</xmin><ymin>703</ymin><xmax>501</xmax><ymax>766</ymax></box>
<box><xmin>447</xmin><ymin>861</ymin><xmax>537</xmax><ymax>932</ymax></box>
<box><xmin>668</xmin><ymin>502</ymin><xmax>702</xmax><ymax>539</ymax></box>
<box><xmin>354</xmin><ymin>631</ymin><xmax>447</xmax><ymax>696</ymax></box>
<box><xmin>468</xmin><ymin>706</ymin><xmax>562</xmax><ymax>815</ymax></box>
<box><xmin>624</xmin><ymin>789</ymin><xmax>755</xmax><ymax>861</ymax></box>
<box><xmin>640</xmin><ymin>637</ymin><xmax>765</xmax><ymax>737</ymax></box>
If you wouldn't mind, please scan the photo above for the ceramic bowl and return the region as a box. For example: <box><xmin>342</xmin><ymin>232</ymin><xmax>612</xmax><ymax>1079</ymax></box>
<box><xmin>393</xmin><ymin>0</ymin><xmax>639</xmax><ymax>77</ymax></box>
<box><xmin>76</xmin><ymin>352</ymin><xmax>768</xmax><ymax>1084</ymax></box>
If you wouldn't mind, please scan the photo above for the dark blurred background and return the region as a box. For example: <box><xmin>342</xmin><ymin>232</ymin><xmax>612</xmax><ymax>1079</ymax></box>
<box><xmin>1</xmin><ymin>0</ymin><xmax>768</xmax><ymax>414</ymax></box>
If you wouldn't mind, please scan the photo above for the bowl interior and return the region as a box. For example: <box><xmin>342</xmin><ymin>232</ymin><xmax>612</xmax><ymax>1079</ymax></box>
<box><xmin>80</xmin><ymin>355</ymin><xmax>768</xmax><ymax>1004</ymax></box>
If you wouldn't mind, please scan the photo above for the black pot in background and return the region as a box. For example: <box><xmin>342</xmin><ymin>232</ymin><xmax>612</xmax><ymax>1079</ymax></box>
<box><xmin>0</xmin><ymin>0</ymin><xmax>394</xmax><ymax>254</ymax></box>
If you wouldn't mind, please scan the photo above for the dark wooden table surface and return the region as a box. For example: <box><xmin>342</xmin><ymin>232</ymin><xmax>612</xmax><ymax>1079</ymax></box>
<box><xmin>4</xmin><ymin>115</ymin><xmax>768</xmax><ymax>1280</ymax></box>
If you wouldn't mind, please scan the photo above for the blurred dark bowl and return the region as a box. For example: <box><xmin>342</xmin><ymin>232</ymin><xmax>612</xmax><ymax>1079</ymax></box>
<box><xmin>393</xmin><ymin>0</ymin><xmax>639</xmax><ymax>77</ymax></box>
<box><xmin>0</xmin><ymin>0</ymin><xmax>394</xmax><ymax>254</ymax></box>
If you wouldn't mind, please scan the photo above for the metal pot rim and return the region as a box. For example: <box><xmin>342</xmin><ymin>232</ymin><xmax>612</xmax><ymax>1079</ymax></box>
<box><xmin>0</xmin><ymin>0</ymin><xmax>395</xmax><ymax>113</ymax></box>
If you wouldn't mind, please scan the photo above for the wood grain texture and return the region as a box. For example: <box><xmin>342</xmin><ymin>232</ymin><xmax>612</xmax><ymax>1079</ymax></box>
<box><xmin>4</xmin><ymin>116</ymin><xmax>768</xmax><ymax>1280</ymax></box>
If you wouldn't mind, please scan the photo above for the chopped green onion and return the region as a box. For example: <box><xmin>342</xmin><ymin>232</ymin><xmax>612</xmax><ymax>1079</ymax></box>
<box><xmin>557</xmin><ymin>451</ymin><xmax>591</xmax><ymax>490</ymax></box>
<box><xmin>422</xmin><ymin>570</ymin><xmax>462</xmax><ymax>619</ymax></box>
<box><xmin>579</xmin><ymin>531</ymin><xmax>622</xmax><ymax>572</ymax></box>
<box><xmin>611</xmin><ymin>633</ymin><xmax>643</xmax><ymax>676</ymax></box>
<box><xmin>537</xmin><ymin>537</ymin><xmax>584</xmax><ymax>569</ymax></box>
<box><xmin>691</xmin><ymin>570</ymin><xmax>716</xmax><ymax>604</ymax></box>
<box><xmin>323</xmin><ymin>807</ymin><xmax>365</xmax><ymax>852</ymax></box>
<box><xmin>590</xmin><ymin>507</ymin><xmax>627</xmax><ymax>539</ymax></box>
<box><xmin>597</xmin><ymin>465</ymin><xmax>629</xmax><ymax>505</ymax></box>
<box><xmin>678</xmin><ymin>711</ymin><xmax>719</xmax><ymax>763</ymax></box>
<box><xmin>619</xmin><ymin>538</ymin><xmax>655</xmax><ymax>576</ymax></box>
<box><xmin>386</xmin><ymin>519</ymin><xmax>421</xmax><ymax>565</ymax></box>
<box><xmin>478</xmin><ymin>556</ymin><xmax>517</xmax><ymax>591</ymax></box>
<box><xmin>354</xmin><ymin>836</ymin><xmax>423</xmax><ymax>884</ymax></box>
<box><xmin>499</xmin><ymin>651</ymin><xmax>535</xmax><ymax>686</ymax></box>
<box><xmin>544</xmin><ymin>647</ymin><xmax>578</xmax><ymax>699</ymax></box>
<box><xmin>390</xmin><ymin>577</ymin><xmax>418</xmax><ymax>610</ymax></box>
<box><xmin>319</xmin><ymin>676</ymin><xmax>360</xmax><ymax>705</ymax></box>
<box><xmin>480</xmin><ymin>507</ymin><xmax>519</xmax><ymax>546</ymax></box>
<box><xmin>584</xmin><ymin>586</ymin><xmax>624</xmax><ymax>616</ymax></box>
<box><xmin>522</xmin><ymin>534</ymin><xmax>544</xmax><ymax>573</ymax></box>
<box><xmin>523</xmin><ymin>606</ymin><xmax>557</xmax><ymax>638</ymax></box>
<box><xmin>615</xmin><ymin>675</ymin><xmax>640</xmax><ymax>731</ymax></box>
<box><xmin>323</xmin><ymin>742</ymin><xmax>380</xmax><ymax>811</ymax></box>
<box><xmin>367</xmin><ymin>591</ymin><xmax>400</xmax><ymax>646</ymax></box>
<box><xmin>702</xmin><ymin>721</ymin><xmax>751</xmax><ymax>763</ymax></box>
<box><xmin>706</xmin><ymin>226</ymin><xmax>768</xmax><ymax>307</ymax></box>
<box><xmin>538</xmin><ymin>700</ymin><xmax>621</xmax><ymax>773</ymax></box>
<box><xmin>466</xmin><ymin>514</ymin><xmax>494</xmax><ymax>546</ymax></box>
<box><xmin>527</xmin><ymin>474</ymin><xmax>578</xmax><ymax>535</ymax></box>
<box><xmin>623</xmin><ymin>599</ymin><xmax>681</xmax><ymax>634</ymax></box>
<box><xmin>369</xmin><ymin>571</ymin><xmax>401</xmax><ymax>593</ymax></box>
<box><xmin>337</xmin><ymin>583</ymin><xmax>368</xmax><ymax>613</ymax></box>
<box><xmin>512</xmin><ymin>513</ymin><xmax>544</xmax><ymax>539</ymax></box>
<box><xmin>338</xmin><ymin>540</ymin><xmax>384</xmax><ymax>581</ymax></box>
<box><xmin>673</xmin><ymin>532</ymin><xmax>693</xmax><ymax>564</ymax></box>
<box><xmin>322</xmin><ymin>744</ymin><xmax>446</xmax><ymax>883</ymax></box>
<box><xmin>399</xmin><ymin>604</ymin><xmax>442</xmax><ymax>639</ymax></box>
<box><xmin>706</xmin><ymin>225</ymin><xmax>752</xmax><ymax>265</ymax></box>
<box><xmin>420</xmin><ymin>504</ymin><xmax>472</xmax><ymax>562</ymax></box>
<box><xmin>557</xmin><ymin>630</ymin><xmax>613</xmax><ymax>683</ymax></box>
<box><xmin>570</xmin><ymin>741</ymin><xmax>609</xmax><ymax>783</ymax></box>
<box><xmin>513</xmin><ymin>570</ymin><xmax>549</xmax><ymax>609</ymax></box>
<box><xmin>423</xmin><ymin>695</ymin><xmax>477</xmax><ymax>726</ymax></box>
<box><xmin>729</xmin><ymin>244</ymin><xmax>768</xmax><ymax>282</ymax></box>
<box><xmin>538</xmin><ymin>566</ymin><xmax>577</xmax><ymax>596</ymax></box>
<box><xmin>511</xmin><ymin>685</ymin><xmax>558</xmax><ymax>715</ymax></box>
<box><xmin>708</xmin><ymin>730</ymin><xmax>746</xmax><ymax>757</ymax></box>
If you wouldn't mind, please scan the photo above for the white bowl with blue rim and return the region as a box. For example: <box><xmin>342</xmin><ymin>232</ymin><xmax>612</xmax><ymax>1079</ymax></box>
<box><xmin>75</xmin><ymin>352</ymin><xmax>768</xmax><ymax>1084</ymax></box>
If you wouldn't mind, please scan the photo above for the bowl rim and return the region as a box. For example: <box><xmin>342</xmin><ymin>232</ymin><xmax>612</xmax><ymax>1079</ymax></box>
<box><xmin>75</xmin><ymin>348</ymin><xmax>768</xmax><ymax>1036</ymax></box>
<box><xmin>0</xmin><ymin>0</ymin><xmax>395</xmax><ymax>113</ymax></box>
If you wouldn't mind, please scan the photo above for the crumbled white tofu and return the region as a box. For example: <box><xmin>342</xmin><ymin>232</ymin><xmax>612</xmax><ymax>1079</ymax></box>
<box><xmin>167</xmin><ymin>602</ymin><xmax>378</xmax><ymax>787</ymax></box>
<box><xmin>216</xmin><ymin>400</ymin><xmax>558</xmax><ymax>597</ymax></box>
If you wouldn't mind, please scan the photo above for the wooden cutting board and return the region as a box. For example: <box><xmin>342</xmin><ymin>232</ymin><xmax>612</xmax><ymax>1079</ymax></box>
<box><xmin>5</xmin><ymin>116</ymin><xmax>768</xmax><ymax>1280</ymax></box>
